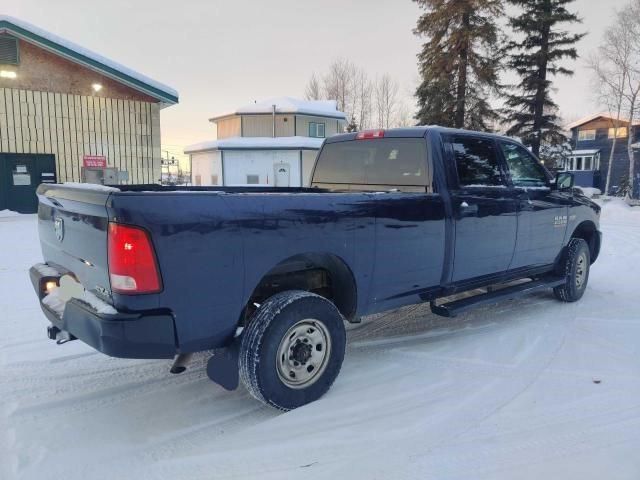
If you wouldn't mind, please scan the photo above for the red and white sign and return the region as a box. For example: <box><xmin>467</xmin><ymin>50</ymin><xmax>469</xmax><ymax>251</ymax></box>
<box><xmin>83</xmin><ymin>155</ymin><xmax>107</xmax><ymax>168</ymax></box>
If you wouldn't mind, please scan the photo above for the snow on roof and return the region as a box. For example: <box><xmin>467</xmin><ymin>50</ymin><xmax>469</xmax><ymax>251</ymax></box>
<box><xmin>0</xmin><ymin>15</ymin><xmax>178</xmax><ymax>105</ymax></box>
<box><xmin>565</xmin><ymin>112</ymin><xmax>640</xmax><ymax>130</ymax></box>
<box><xmin>185</xmin><ymin>136</ymin><xmax>325</xmax><ymax>154</ymax></box>
<box><xmin>570</xmin><ymin>149</ymin><xmax>600</xmax><ymax>156</ymax></box>
<box><xmin>210</xmin><ymin>97</ymin><xmax>346</xmax><ymax>121</ymax></box>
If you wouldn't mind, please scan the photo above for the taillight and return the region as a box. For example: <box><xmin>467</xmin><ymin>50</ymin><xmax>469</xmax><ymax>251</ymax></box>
<box><xmin>108</xmin><ymin>223</ymin><xmax>162</xmax><ymax>294</ymax></box>
<box><xmin>356</xmin><ymin>129</ymin><xmax>385</xmax><ymax>139</ymax></box>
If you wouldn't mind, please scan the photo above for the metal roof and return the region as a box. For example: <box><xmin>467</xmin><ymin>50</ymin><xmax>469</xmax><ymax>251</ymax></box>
<box><xmin>0</xmin><ymin>15</ymin><xmax>178</xmax><ymax>106</ymax></box>
<box><xmin>565</xmin><ymin>113</ymin><xmax>640</xmax><ymax>130</ymax></box>
<box><xmin>209</xmin><ymin>97</ymin><xmax>346</xmax><ymax>122</ymax></box>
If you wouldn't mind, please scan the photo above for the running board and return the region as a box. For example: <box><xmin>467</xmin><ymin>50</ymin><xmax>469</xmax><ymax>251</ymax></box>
<box><xmin>430</xmin><ymin>277</ymin><xmax>566</xmax><ymax>318</ymax></box>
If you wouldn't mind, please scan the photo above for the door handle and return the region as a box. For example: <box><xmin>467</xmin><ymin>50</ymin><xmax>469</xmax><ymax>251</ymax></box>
<box><xmin>460</xmin><ymin>201</ymin><xmax>479</xmax><ymax>216</ymax></box>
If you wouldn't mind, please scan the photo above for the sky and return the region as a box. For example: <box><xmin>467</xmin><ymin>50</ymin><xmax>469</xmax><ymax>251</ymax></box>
<box><xmin>3</xmin><ymin>0</ymin><xmax>614</xmax><ymax>161</ymax></box>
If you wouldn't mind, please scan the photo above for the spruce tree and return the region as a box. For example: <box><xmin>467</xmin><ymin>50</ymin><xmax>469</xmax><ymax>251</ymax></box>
<box><xmin>414</xmin><ymin>0</ymin><xmax>503</xmax><ymax>130</ymax></box>
<box><xmin>504</xmin><ymin>0</ymin><xmax>584</xmax><ymax>156</ymax></box>
<box><xmin>345</xmin><ymin>115</ymin><xmax>359</xmax><ymax>133</ymax></box>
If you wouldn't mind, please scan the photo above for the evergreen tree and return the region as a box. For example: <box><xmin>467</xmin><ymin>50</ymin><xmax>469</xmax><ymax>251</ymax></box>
<box><xmin>504</xmin><ymin>0</ymin><xmax>584</xmax><ymax>156</ymax></box>
<box><xmin>414</xmin><ymin>0</ymin><xmax>503</xmax><ymax>130</ymax></box>
<box><xmin>345</xmin><ymin>115</ymin><xmax>359</xmax><ymax>133</ymax></box>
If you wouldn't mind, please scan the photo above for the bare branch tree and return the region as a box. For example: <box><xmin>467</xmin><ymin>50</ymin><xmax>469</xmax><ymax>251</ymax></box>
<box><xmin>323</xmin><ymin>58</ymin><xmax>357</xmax><ymax>116</ymax></box>
<box><xmin>626</xmin><ymin>0</ymin><xmax>640</xmax><ymax>198</ymax></box>
<box><xmin>374</xmin><ymin>74</ymin><xmax>399</xmax><ymax>129</ymax></box>
<box><xmin>304</xmin><ymin>73</ymin><xmax>322</xmax><ymax>101</ymax></box>
<box><xmin>305</xmin><ymin>58</ymin><xmax>409</xmax><ymax>131</ymax></box>
<box><xmin>587</xmin><ymin>25</ymin><xmax>631</xmax><ymax>194</ymax></box>
<box><xmin>355</xmin><ymin>69</ymin><xmax>373</xmax><ymax>129</ymax></box>
<box><xmin>393</xmin><ymin>102</ymin><xmax>415</xmax><ymax>128</ymax></box>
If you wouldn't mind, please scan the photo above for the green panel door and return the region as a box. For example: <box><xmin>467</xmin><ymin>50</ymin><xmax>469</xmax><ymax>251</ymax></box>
<box><xmin>1</xmin><ymin>154</ymin><xmax>57</xmax><ymax>214</ymax></box>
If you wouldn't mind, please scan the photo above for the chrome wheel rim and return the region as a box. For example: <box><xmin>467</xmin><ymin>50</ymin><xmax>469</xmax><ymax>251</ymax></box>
<box><xmin>575</xmin><ymin>253</ymin><xmax>587</xmax><ymax>288</ymax></box>
<box><xmin>276</xmin><ymin>319</ymin><xmax>332</xmax><ymax>389</ymax></box>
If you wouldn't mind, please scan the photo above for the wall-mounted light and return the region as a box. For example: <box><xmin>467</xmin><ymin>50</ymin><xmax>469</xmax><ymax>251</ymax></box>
<box><xmin>0</xmin><ymin>70</ymin><xmax>17</xmax><ymax>79</ymax></box>
<box><xmin>92</xmin><ymin>83</ymin><xmax>103</xmax><ymax>92</ymax></box>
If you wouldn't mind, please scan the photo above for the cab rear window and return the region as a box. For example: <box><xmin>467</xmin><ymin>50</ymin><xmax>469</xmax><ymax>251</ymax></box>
<box><xmin>312</xmin><ymin>138</ymin><xmax>429</xmax><ymax>187</ymax></box>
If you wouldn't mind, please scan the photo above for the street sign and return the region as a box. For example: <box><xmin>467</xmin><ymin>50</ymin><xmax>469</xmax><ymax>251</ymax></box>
<box><xmin>83</xmin><ymin>155</ymin><xmax>107</xmax><ymax>168</ymax></box>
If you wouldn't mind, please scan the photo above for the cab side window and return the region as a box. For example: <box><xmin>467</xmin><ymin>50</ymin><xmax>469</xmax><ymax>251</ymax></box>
<box><xmin>499</xmin><ymin>142</ymin><xmax>549</xmax><ymax>187</ymax></box>
<box><xmin>451</xmin><ymin>136</ymin><xmax>505</xmax><ymax>187</ymax></box>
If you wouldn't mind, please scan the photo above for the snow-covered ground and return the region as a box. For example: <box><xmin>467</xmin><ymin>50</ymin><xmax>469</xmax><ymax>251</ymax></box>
<box><xmin>1</xmin><ymin>200</ymin><xmax>640</xmax><ymax>480</ymax></box>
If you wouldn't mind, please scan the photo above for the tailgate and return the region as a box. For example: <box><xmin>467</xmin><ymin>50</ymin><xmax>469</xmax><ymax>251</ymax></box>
<box><xmin>36</xmin><ymin>184</ymin><xmax>116</xmax><ymax>298</ymax></box>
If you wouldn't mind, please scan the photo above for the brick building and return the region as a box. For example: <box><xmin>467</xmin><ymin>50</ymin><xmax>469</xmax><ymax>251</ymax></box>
<box><xmin>0</xmin><ymin>16</ymin><xmax>178</xmax><ymax>212</ymax></box>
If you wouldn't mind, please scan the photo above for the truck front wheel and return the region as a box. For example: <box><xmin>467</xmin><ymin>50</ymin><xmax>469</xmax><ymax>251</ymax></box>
<box><xmin>239</xmin><ymin>290</ymin><xmax>346</xmax><ymax>410</ymax></box>
<box><xmin>553</xmin><ymin>238</ymin><xmax>591</xmax><ymax>302</ymax></box>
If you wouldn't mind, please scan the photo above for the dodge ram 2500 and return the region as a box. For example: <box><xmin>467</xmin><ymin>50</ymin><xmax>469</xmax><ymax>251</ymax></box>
<box><xmin>30</xmin><ymin>126</ymin><xmax>602</xmax><ymax>410</ymax></box>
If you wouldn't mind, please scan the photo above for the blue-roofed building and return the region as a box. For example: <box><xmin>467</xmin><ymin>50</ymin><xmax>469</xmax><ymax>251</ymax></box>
<box><xmin>566</xmin><ymin>113</ymin><xmax>640</xmax><ymax>196</ymax></box>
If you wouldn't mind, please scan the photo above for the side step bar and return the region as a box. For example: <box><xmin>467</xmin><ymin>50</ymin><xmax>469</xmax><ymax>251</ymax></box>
<box><xmin>430</xmin><ymin>277</ymin><xmax>566</xmax><ymax>318</ymax></box>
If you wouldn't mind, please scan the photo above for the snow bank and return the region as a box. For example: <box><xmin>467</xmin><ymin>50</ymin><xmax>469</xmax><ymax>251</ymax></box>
<box><xmin>598</xmin><ymin>197</ymin><xmax>640</xmax><ymax>221</ymax></box>
<box><xmin>0</xmin><ymin>209</ymin><xmax>20</xmax><ymax>218</ymax></box>
<box><xmin>577</xmin><ymin>187</ymin><xmax>601</xmax><ymax>198</ymax></box>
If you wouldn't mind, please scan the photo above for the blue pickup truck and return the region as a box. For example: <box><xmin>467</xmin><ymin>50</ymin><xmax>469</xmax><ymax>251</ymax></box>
<box><xmin>30</xmin><ymin>127</ymin><xmax>602</xmax><ymax>410</ymax></box>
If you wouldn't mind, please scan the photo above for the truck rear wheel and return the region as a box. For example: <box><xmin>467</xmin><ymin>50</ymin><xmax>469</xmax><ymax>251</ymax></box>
<box><xmin>553</xmin><ymin>238</ymin><xmax>591</xmax><ymax>302</ymax></box>
<box><xmin>239</xmin><ymin>290</ymin><xmax>346</xmax><ymax>410</ymax></box>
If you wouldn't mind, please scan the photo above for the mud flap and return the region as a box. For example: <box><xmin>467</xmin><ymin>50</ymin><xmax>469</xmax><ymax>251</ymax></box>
<box><xmin>206</xmin><ymin>340</ymin><xmax>240</xmax><ymax>391</ymax></box>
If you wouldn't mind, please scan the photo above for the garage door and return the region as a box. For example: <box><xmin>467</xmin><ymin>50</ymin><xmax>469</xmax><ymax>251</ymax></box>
<box><xmin>223</xmin><ymin>150</ymin><xmax>301</xmax><ymax>187</ymax></box>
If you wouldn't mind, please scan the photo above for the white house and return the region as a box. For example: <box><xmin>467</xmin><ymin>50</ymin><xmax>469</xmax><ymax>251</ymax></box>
<box><xmin>185</xmin><ymin>97</ymin><xmax>346</xmax><ymax>187</ymax></box>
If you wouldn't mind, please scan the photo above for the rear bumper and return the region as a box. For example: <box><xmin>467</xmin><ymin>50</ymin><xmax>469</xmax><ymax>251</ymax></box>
<box><xmin>30</xmin><ymin>264</ymin><xmax>177</xmax><ymax>359</ymax></box>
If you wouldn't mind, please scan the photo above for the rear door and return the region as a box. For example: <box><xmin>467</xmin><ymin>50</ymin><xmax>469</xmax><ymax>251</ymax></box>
<box><xmin>445</xmin><ymin>134</ymin><xmax>518</xmax><ymax>283</ymax></box>
<box><xmin>312</xmin><ymin>135</ymin><xmax>446</xmax><ymax>311</ymax></box>
<box><xmin>497</xmin><ymin>140</ymin><xmax>569</xmax><ymax>269</ymax></box>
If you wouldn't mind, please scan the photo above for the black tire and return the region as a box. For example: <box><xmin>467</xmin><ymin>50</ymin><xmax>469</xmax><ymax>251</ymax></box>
<box><xmin>239</xmin><ymin>290</ymin><xmax>346</xmax><ymax>411</ymax></box>
<box><xmin>553</xmin><ymin>238</ymin><xmax>591</xmax><ymax>302</ymax></box>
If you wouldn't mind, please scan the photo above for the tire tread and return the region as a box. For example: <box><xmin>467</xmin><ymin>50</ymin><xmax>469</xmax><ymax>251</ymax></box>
<box><xmin>239</xmin><ymin>290</ymin><xmax>343</xmax><ymax>410</ymax></box>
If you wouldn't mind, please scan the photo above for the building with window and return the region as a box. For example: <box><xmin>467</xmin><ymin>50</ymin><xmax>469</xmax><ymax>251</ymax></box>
<box><xmin>0</xmin><ymin>16</ymin><xmax>178</xmax><ymax>213</ymax></box>
<box><xmin>185</xmin><ymin>97</ymin><xmax>346</xmax><ymax>187</ymax></box>
<box><xmin>566</xmin><ymin>113</ymin><xmax>640</xmax><ymax>194</ymax></box>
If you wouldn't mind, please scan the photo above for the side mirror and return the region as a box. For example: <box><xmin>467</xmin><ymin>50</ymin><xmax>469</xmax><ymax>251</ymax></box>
<box><xmin>554</xmin><ymin>172</ymin><xmax>574</xmax><ymax>191</ymax></box>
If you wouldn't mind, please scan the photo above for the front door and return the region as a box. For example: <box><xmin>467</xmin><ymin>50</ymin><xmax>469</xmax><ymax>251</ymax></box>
<box><xmin>0</xmin><ymin>153</ymin><xmax>57</xmax><ymax>214</ymax></box>
<box><xmin>497</xmin><ymin>140</ymin><xmax>569</xmax><ymax>269</ymax></box>
<box><xmin>274</xmin><ymin>162</ymin><xmax>291</xmax><ymax>187</ymax></box>
<box><xmin>445</xmin><ymin>134</ymin><xmax>518</xmax><ymax>283</ymax></box>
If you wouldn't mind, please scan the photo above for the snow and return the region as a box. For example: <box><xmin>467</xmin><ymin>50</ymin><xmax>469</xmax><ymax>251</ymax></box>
<box><xmin>0</xmin><ymin>16</ymin><xmax>177</xmax><ymax>102</ymax></box>
<box><xmin>62</xmin><ymin>182</ymin><xmax>120</xmax><ymax>192</ymax></box>
<box><xmin>79</xmin><ymin>290</ymin><xmax>117</xmax><ymax>315</ymax></box>
<box><xmin>577</xmin><ymin>187</ymin><xmax>602</xmax><ymax>199</ymax></box>
<box><xmin>211</xmin><ymin>96</ymin><xmax>346</xmax><ymax>121</ymax></box>
<box><xmin>0</xmin><ymin>209</ymin><xmax>20</xmax><ymax>218</ymax></box>
<box><xmin>570</xmin><ymin>149</ymin><xmax>601</xmax><ymax>155</ymax></box>
<box><xmin>41</xmin><ymin>287</ymin><xmax>66</xmax><ymax>317</ymax></box>
<box><xmin>185</xmin><ymin>136</ymin><xmax>325</xmax><ymax>153</ymax></box>
<box><xmin>41</xmin><ymin>282</ymin><xmax>117</xmax><ymax>319</ymax></box>
<box><xmin>33</xmin><ymin>263</ymin><xmax>60</xmax><ymax>277</ymax></box>
<box><xmin>565</xmin><ymin>112</ymin><xmax>640</xmax><ymax>130</ymax></box>
<box><xmin>2</xmin><ymin>201</ymin><xmax>640</xmax><ymax>479</ymax></box>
